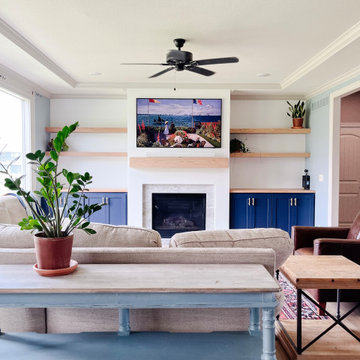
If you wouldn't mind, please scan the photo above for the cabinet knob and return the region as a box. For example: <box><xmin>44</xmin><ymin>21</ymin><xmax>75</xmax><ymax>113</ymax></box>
<box><xmin>105</xmin><ymin>197</ymin><xmax>109</xmax><ymax>205</ymax></box>
<box><xmin>252</xmin><ymin>198</ymin><xmax>255</xmax><ymax>206</ymax></box>
<box><xmin>294</xmin><ymin>198</ymin><xmax>297</xmax><ymax>206</ymax></box>
<box><xmin>290</xmin><ymin>198</ymin><xmax>293</xmax><ymax>206</ymax></box>
<box><xmin>248</xmin><ymin>198</ymin><xmax>251</xmax><ymax>206</ymax></box>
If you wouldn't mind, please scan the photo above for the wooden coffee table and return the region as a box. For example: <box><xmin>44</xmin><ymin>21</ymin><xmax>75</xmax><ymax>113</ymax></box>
<box><xmin>0</xmin><ymin>263</ymin><xmax>280</xmax><ymax>360</ymax></box>
<box><xmin>277</xmin><ymin>255</ymin><xmax>360</xmax><ymax>359</ymax></box>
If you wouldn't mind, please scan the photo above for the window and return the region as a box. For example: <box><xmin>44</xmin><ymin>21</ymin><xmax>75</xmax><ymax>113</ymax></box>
<box><xmin>0</xmin><ymin>90</ymin><xmax>27</xmax><ymax>195</ymax></box>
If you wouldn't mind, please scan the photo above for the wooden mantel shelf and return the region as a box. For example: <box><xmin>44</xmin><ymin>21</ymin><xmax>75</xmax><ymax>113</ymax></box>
<box><xmin>231</xmin><ymin>152</ymin><xmax>310</xmax><ymax>158</ymax></box>
<box><xmin>129</xmin><ymin>157</ymin><xmax>229</xmax><ymax>169</ymax></box>
<box><xmin>45</xmin><ymin>151</ymin><xmax>128</xmax><ymax>157</ymax></box>
<box><xmin>46</xmin><ymin>127</ymin><xmax>127</xmax><ymax>133</ymax></box>
<box><xmin>230</xmin><ymin>128</ymin><xmax>311</xmax><ymax>134</ymax></box>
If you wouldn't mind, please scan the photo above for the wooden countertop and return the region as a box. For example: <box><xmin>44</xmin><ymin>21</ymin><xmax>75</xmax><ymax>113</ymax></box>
<box><xmin>230</xmin><ymin>188</ymin><xmax>315</xmax><ymax>193</ymax></box>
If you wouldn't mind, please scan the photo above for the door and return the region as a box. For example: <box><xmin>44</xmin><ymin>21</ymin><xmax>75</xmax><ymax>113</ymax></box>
<box><xmin>249</xmin><ymin>194</ymin><xmax>272</xmax><ymax>228</ymax></box>
<box><xmin>292</xmin><ymin>194</ymin><xmax>315</xmax><ymax>228</ymax></box>
<box><xmin>339</xmin><ymin>126</ymin><xmax>360</xmax><ymax>227</ymax></box>
<box><xmin>108</xmin><ymin>193</ymin><xmax>127</xmax><ymax>225</ymax></box>
<box><xmin>271</xmin><ymin>194</ymin><xmax>292</xmax><ymax>233</ymax></box>
<box><xmin>87</xmin><ymin>193</ymin><xmax>108</xmax><ymax>224</ymax></box>
<box><xmin>230</xmin><ymin>194</ymin><xmax>251</xmax><ymax>229</ymax></box>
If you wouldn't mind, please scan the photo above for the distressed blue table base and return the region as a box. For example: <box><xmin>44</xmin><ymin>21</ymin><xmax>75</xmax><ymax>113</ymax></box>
<box><xmin>0</xmin><ymin>292</ymin><xmax>278</xmax><ymax>359</ymax></box>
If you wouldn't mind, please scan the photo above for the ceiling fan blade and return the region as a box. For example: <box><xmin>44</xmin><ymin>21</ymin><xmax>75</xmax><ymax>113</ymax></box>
<box><xmin>194</xmin><ymin>57</ymin><xmax>239</xmax><ymax>66</ymax></box>
<box><xmin>121</xmin><ymin>62</ymin><xmax>168</xmax><ymax>66</ymax></box>
<box><xmin>186</xmin><ymin>66</ymin><xmax>215</xmax><ymax>77</ymax></box>
<box><xmin>149</xmin><ymin>67</ymin><xmax>175</xmax><ymax>78</ymax></box>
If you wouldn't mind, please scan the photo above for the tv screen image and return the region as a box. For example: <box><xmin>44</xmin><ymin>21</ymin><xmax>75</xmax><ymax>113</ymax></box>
<box><xmin>136</xmin><ymin>98</ymin><xmax>222</xmax><ymax>148</ymax></box>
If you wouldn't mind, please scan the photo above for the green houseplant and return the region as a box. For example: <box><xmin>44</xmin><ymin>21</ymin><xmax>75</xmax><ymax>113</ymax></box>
<box><xmin>0</xmin><ymin>122</ymin><xmax>104</xmax><ymax>271</ymax></box>
<box><xmin>286</xmin><ymin>100</ymin><xmax>306</xmax><ymax>129</ymax></box>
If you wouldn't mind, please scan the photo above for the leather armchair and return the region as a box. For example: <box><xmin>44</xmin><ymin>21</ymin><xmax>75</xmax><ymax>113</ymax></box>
<box><xmin>292</xmin><ymin>210</ymin><xmax>360</xmax><ymax>313</ymax></box>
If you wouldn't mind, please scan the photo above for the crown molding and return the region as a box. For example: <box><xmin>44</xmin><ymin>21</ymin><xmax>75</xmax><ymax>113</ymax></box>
<box><xmin>231</xmin><ymin>94</ymin><xmax>305</xmax><ymax>100</ymax></box>
<box><xmin>281</xmin><ymin>20</ymin><xmax>360</xmax><ymax>90</ymax></box>
<box><xmin>76</xmin><ymin>82</ymin><xmax>281</xmax><ymax>90</ymax></box>
<box><xmin>51</xmin><ymin>93</ymin><xmax>127</xmax><ymax>99</ymax></box>
<box><xmin>0</xmin><ymin>17</ymin><xmax>77</xmax><ymax>88</ymax></box>
<box><xmin>0</xmin><ymin>63</ymin><xmax>51</xmax><ymax>98</ymax></box>
<box><xmin>305</xmin><ymin>64</ymin><xmax>360</xmax><ymax>99</ymax></box>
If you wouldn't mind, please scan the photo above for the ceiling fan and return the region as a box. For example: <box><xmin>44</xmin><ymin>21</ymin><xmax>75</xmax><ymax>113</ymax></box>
<box><xmin>121</xmin><ymin>38</ymin><xmax>239</xmax><ymax>78</ymax></box>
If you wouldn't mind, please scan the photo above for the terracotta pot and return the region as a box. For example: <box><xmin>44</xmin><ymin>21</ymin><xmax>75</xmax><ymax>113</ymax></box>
<box><xmin>292</xmin><ymin>118</ymin><xmax>304</xmax><ymax>129</ymax></box>
<box><xmin>34</xmin><ymin>233</ymin><xmax>73</xmax><ymax>270</ymax></box>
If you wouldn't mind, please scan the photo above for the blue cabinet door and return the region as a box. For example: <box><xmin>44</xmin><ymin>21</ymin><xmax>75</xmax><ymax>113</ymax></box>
<box><xmin>292</xmin><ymin>193</ymin><xmax>315</xmax><ymax>228</ymax></box>
<box><xmin>230</xmin><ymin>194</ymin><xmax>251</xmax><ymax>228</ymax></box>
<box><xmin>251</xmin><ymin>194</ymin><xmax>272</xmax><ymax>228</ymax></box>
<box><xmin>87</xmin><ymin>193</ymin><xmax>108</xmax><ymax>224</ymax></box>
<box><xmin>270</xmin><ymin>194</ymin><xmax>292</xmax><ymax>233</ymax></box>
<box><xmin>108</xmin><ymin>193</ymin><xmax>127</xmax><ymax>225</ymax></box>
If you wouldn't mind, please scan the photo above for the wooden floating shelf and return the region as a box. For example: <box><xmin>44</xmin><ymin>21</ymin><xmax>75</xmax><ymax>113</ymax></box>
<box><xmin>46</xmin><ymin>127</ymin><xmax>127</xmax><ymax>133</ymax></box>
<box><xmin>129</xmin><ymin>157</ymin><xmax>229</xmax><ymax>169</ymax></box>
<box><xmin>230</xmin><ymin>128</ymin><xmax>311</xmax><ymax>134</ymax></box>
<box><xmin>230</xmin><ymin>152</ymin><xmax>310</xmax><ymax>158</ymax></box>
<box><xmin>46</xmin><ymin>152</ymin><xmax>128</xmax><ymax>157</ymax></box>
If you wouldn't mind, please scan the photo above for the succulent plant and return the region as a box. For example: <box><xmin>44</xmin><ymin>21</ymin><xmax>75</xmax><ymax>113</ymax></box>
<box><xmin>287</xmin><ymin>100</ymin><xmax>305</xmax><ymax>118</ymax></box>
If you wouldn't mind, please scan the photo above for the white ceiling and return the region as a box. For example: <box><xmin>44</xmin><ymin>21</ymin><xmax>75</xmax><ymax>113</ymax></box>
<box><xmin>0</xmin><ymin>0</ymin><xmax>360</xmax><ymax>97</ymax></box>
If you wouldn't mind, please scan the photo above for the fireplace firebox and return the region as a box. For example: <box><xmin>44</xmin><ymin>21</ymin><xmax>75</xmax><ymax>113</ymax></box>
<box><xmin>152</xmin><ymin>193</ymin><xmax>206</xmax><ymax>238</ymax></box>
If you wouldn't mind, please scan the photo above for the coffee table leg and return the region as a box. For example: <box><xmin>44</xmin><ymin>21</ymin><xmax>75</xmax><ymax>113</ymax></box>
<box><xmin>261</xmin><ymin>307</ymin><xmax>276</xmax><ymax>360</ymax></box>
<box><xmin>297</xmin><ymin>289</ymin><xmax>302</xmax><ymax>354</ymax></box>
<box><xmin>249</xmin><ymin>308</ymin><xmax>261</xmax><ymax>336</ymax></box>
<box><xmin>118</xmin><ymin>308</ymin><xmax>130</xmax><ymax>336</ymax></box>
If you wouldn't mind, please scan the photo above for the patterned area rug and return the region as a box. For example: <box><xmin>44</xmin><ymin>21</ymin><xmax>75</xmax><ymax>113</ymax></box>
<box><xmin>279</xmin><ymin>272</ymin><xmax>327</xmax><ymax>320</ymax></box>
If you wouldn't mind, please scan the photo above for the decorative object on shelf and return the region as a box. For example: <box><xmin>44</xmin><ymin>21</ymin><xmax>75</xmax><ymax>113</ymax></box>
<box><xmin>302</xmin><ymin>169</ymin><xmax>310</xmax><ymax>190</ymax></box>
<box><xmin>286</xmin><ymin>100</ymin><xmax>306</xmax><ymax>129</ymax></box>
<box><xmin>0</xmin><ymin>122</ymin><xmax>105</xmax><ymax>275</ymax></box>
<box><xmin>230</xmin><ymin>138</ymin><xmax>250</xmax><ymax>153</ymax></box>
<box><xmin>47</xmin><ymin>138</ymin><xmax>69</xmax><ymax>152</ymax></box>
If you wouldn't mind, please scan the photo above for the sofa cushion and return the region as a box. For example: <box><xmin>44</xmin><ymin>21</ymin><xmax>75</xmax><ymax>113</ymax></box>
<box><xmin>0</xmin><ymin>195</ymin><xmax>27</xmax><ymax>225</ymax></box>
<box><xmin>0</xmin><ymin>223</ymin><xmax>161</xmax><ymax>249</ymax></box>
<box><xmin>170</xmin><ymin>228</ymin><xmax>292</xmax><ymax>269</ymax></box>
<box><xmin>0</xmin><ymin>308</ymin><xmax>46</xmax><ymax>333</ymax></box>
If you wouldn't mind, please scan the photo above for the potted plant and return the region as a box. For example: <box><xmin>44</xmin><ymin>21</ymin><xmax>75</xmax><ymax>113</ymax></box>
<box><xmin>286</xmin><ymin>100</ymin><xmax>306</xmax><ymax>129</ymax></box>
<box><xmin>0</xmin><ymin>122</ymin><xmax>104</xmax><ymax>273</ymax></box>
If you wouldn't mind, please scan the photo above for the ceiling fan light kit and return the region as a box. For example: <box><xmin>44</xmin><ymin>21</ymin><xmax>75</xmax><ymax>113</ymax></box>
<box><xmin>121</xmin><ymin>38</ymin><xmax>239</xmax><ymax>78</ymax></box>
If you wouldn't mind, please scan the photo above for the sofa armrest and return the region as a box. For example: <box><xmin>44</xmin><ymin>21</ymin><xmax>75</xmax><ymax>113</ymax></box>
<box><xmin>313</xmin><ymin>238</ymin><xmax>360</xmax><ymax>264</ymax></box>
<box><xmin>292</xmin><ymin>226</ymin><xmax>349</xmax><ymax>251</ymax></box>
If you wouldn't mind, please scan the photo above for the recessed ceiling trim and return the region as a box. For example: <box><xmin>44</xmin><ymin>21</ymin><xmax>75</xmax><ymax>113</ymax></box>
<box><xmin>51</xmin><ymin>94</ymin><xmax>127</xmax><ymax>99</ymax></box>
<box><xmin>305</xmin><ymin>64</ymin><xmax>360</xmax><ymax>99</ymax></box>
<box><xmin>231</xmin><ymin>94</ymin><xmax>305</xmax><ymax>100</ymax></box>
<box><xmin>76</xmin><ymin>82</ymin><xmax>281</xmax><ymax>90</ymax></box>
<box><xmin>281</xmin><ymin>20</ymin><xmax>360</xmax><ymax>90</ymax></box>
<box><xmin>0</xmin><ymin>63</ymin><xmax>51</xmax><ymax>98</ymax></box>
<box><xmin>0</xmin><ymin>17</ymin><xmax>77</xmax><ymax>88</ymax></box>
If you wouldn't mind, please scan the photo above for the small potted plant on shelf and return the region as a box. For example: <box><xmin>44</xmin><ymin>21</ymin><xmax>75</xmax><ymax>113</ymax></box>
<box><xmin>286</xmin><ymin>100</ymin><xmax>306</xmax><ymax>129</ymax></box>
<box><xmin>0</xmin><ymin>122</ymin><xmax>104</xmax><ymax>274</ymax></box>
<box><xmin>230</xmin><ymin>138</ymin><xmax>250</xmax><ymax>153</ymax></box>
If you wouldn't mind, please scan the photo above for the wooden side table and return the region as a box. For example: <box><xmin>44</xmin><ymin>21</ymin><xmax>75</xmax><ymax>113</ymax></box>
<box><xmin>278</xmin><ymin>255</ymin><xmax>360</xmax><ymax>359</ymax></box>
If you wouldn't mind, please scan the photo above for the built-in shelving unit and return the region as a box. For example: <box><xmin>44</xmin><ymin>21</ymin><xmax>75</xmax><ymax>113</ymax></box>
<box><xmin>230</xmin><ymin>152</ymin><xmax>310</xmax><ymax>158</ymax></box>
<box><xmin>230</xmin><ymin>128</ymin><xmax>311</xmax><ymax>134</ymax></box>
<box><xmin>46</xmin><ymin>127</ymin><xmax>127</xmax><ymax>133</ymax></box>
<box><xmin>45</xmin><ymin>151</ymin><xmax>128</xmax><ymax>157</ymax></box>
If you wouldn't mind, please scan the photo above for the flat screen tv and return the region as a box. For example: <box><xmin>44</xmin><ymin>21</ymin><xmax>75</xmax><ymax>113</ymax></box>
<box><xmin>136</xmin><ymin>98</ymin><xmax>222</xmax><ymax>148</ymax></box>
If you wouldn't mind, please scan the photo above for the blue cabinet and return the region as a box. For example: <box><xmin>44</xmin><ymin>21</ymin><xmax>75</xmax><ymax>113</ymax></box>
<box><xmin>230</xmin><ymin>194</ymin><xmax>271</xmax><ymax>229</ymax></box>
<box><xmin>56</xmin><ymin>192</ymin><xmax>127</xmax><ymax>225</ymax></box>
<box><xmin>230</xmin><ymin>192</ymin><xmax>315</xmax><ymax>234</ymax></box>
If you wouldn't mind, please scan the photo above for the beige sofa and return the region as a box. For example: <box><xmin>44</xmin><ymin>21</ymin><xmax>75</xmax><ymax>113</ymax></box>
<box><xmin>0</xmin><ymin>194</ymin><xmax>293</xmax><ymax>333</ymax></box>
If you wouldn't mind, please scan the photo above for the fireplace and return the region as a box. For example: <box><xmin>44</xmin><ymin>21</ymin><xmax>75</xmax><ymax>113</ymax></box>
<box><xmin>152</xmin><ymin>193</ymin><xmax>206</xmax><ymax>237</ymax></box>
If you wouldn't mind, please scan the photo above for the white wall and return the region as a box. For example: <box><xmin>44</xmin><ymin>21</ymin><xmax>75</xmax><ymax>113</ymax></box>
<box><xmin>50</xmin><ymin>98</ymin><xmax>128</xmax><ymax>189</ymax></box>
<box><xmin>230</xmin><ymin>99</ymin><xmax>307</xmax><ymax>189</ymax></box>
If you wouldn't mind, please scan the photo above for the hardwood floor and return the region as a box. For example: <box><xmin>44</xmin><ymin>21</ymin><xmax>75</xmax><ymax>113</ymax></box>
<box><xmin>276</xmin><ymin>302</ymin><xmax>360</xmax><ymax>359</ymax></box>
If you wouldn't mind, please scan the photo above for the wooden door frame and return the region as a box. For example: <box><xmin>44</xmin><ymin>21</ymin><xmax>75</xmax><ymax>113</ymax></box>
<box><xmin>329</xmin><ymin>79</ymin><xmax>360</xmax><ymax>225</ymax></box>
